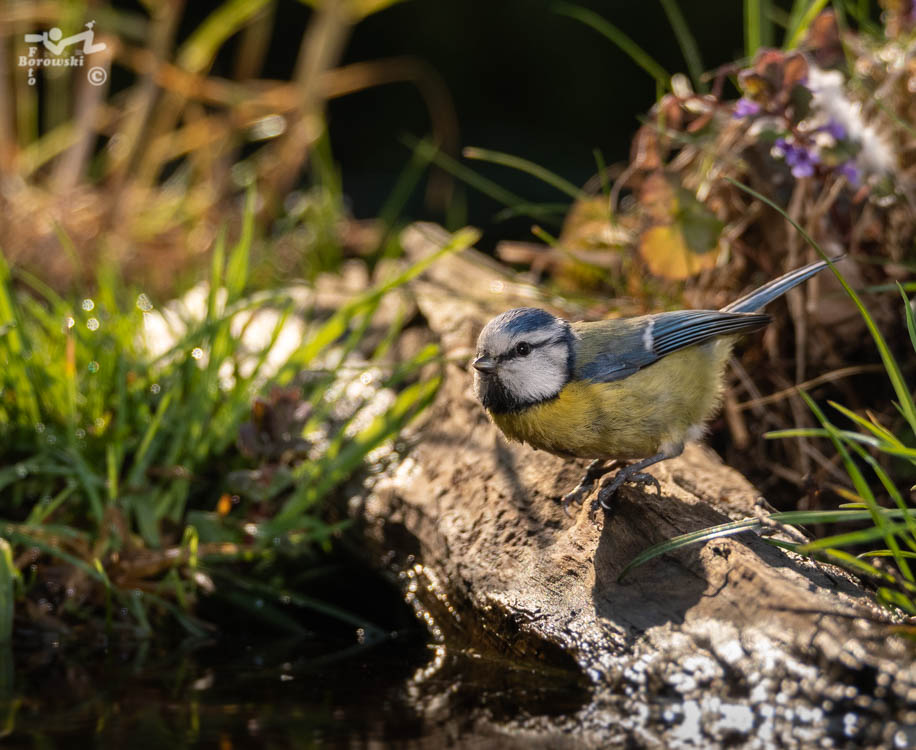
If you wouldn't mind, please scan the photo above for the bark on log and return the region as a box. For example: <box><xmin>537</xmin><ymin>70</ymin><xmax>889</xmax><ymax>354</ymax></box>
<box><xmin>351</xmin><ymin>224</ymin><xmax>916</xmax><ymax>749</ymax></box>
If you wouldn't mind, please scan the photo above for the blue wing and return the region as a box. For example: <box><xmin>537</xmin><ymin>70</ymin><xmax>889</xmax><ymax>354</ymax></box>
<box><xmin>573</xmin><ymin>257</ymin><xmax>841</xmax><ymax>383</ymax></box>
<box><xmin>574</xmin><ymin>310</ymin><xmax>770</xmax><ymax>383</ymax></box>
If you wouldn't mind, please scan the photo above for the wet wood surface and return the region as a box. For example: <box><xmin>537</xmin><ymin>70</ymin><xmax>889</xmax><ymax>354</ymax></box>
<box><xmin>350</xmin><ymin>223</ymin><xmax>915</xmax><ymax>748</ymax></box>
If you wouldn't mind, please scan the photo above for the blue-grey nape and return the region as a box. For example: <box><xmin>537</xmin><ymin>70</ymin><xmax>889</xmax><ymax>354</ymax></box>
<box><xmin>486</xmin><ymin>307</ymin><xmax>558</xmax><ymax>336</ymax></box>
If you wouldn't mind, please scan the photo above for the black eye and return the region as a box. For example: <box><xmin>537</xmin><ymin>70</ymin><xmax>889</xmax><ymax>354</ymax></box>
<box><xmin>515</xmin><ymin>341</ymin><xmax>531</xmax><ymax>356</ymax></box>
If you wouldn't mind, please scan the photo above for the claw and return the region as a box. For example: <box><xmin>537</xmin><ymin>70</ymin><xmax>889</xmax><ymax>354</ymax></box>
<box><xmin>561</xmin><ymin>487</ymin><xmax>586</xmax><ymax>517</ymax></box>
<box><xmin>596</xmin><ymin>470</ymin><xmax>662</xmax><ymax>510</ymax></box>
<box><xmin>559</xmin><ymin>459</ymin><xmax>616</xmax><ymax>517</ymax></box>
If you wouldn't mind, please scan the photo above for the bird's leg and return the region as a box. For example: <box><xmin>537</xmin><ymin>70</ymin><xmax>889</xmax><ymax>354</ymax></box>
<box><xmin>594</xmin><ymin>443</ymin><xmax>684</xmax><ymax>512</ymax></box>
<box><xmin>562</xmin><ymin>458</ymin><xmax>618</xmax><ymax>517</ymax></box>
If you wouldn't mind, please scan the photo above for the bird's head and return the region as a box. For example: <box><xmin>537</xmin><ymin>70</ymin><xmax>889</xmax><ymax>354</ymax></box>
<box><xmin>472</xmin><ymin>307</ymin><xmax>575</xmax><ymax>414</ymax></box>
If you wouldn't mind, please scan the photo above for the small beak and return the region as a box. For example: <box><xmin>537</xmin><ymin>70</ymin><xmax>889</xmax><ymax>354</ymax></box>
<box><xmin>472</xmin><ymin>355</ymin><xmax>497</xmax><ymax>375</ymax></box>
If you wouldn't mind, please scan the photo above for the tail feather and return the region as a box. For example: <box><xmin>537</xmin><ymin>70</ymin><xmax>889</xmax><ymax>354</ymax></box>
<box><xmin>721</xmin><ymin>256</ymin><xmax>844</xmax><ymax>313</ymax></box>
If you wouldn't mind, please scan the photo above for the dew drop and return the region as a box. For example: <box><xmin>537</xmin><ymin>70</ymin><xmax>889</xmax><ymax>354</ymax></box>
<box><xmin>136</xmin><ymin>293</ymin><xmax>153</xmax><ymax>312</ymax></box>
<box><xmin>87</xmin><ymin>361</ymin><xmax>100</xmax><ymax>374</ymax></box>
<box><xmin>81</xmin><ymin>299</ymin><xmax>95</xmax><ymax>312</ymax></box>
<box><xmin>87</xmin><ymin>318</ymin><xmax>100</xmax><ymax>331</ymax></box>
<box><xmin>75</xmin><ymin>428</ymin><xmax>86</xmax><ymax>440</ymax></box>
<box><xmin>150</xmin><ymin>383</ymin><xmax>161</xmax><ymax>395</ymax></box>
<box><xmin>15</xmin><ymin>463</ymin><xmax>28</xmax><ymax>478</ymax></box>
<box><xmin>191</xmin><ymin>347</ymin><xmax>204</xmax><ymax>360</ymax></box>
<box><xmin>35</xmin><ymin>422</ymin><xmax>45</xmax><ymax>434</ymax></box>
<box><xmin>64</xmin><ymin>316</ymin><xmax>75</xmax><ymax>330</ymax></box>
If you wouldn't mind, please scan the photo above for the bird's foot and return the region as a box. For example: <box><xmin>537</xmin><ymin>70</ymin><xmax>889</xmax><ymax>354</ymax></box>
<box><xmin>561</xmin><ymin>459</ymin><xmax>616</xmax><ymax>517</ymax></box>
<box><xmin>592</xmin><ymin>470</ymin><xmax>662</xmax><ymax>512</ymax></box>
<box><xmin>561</xmin><ymin>485</ymin><xmax>591</xmax><ymax>517</ymax></box>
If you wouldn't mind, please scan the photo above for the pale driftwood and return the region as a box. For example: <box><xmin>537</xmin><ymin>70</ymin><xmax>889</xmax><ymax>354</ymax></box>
<box><xmin>351</xmin><ymin>224</ymin><xmax>916</xmax><ymax>748</ymax></box>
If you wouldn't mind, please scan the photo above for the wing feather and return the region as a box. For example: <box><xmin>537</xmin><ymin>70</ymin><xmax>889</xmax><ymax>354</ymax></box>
<box><xmin>574</xmin><ymin>310</ymin><xmax>769</xmax><ymax>383</ymax></box>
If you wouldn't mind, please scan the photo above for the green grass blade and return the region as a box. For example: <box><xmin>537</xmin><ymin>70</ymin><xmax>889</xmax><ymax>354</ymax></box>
<box><xmin>493</xmin><ymin>203</ymin><xmax>571</xmax><ymax>222</ymax></box>
<box><xmin>280</xmin><ymin>227</ymin><xmax>478</xmax><ymax>376</ymax></box>
<box><xmin>208</xmin><ymin>227</ymin><xmax>227</xmax><ymax>321</ymax></box>
<box><xmin>177</xmin><ymin>0</ymin><xmax>271</xmax><ymax>73</ymax></box>
<box><xmin>726</xmin><ymin>177</ymin><xmax>916</xmax><ymax>434</ymax></box>
<box><xmin>226</xmin><ymin>188</ymin><xmax>255</xmax><ymax>302</ymax></box>
<box><xmin>126</xmin><ymin>390</ymin><xmax>174</xmax><ymax>488</ymax></box>
<box><xmin>377</xmin><ymin>141</ymin><xmax>435</xmax><ymax>237</ymax></box>
<box><xmin>863</xmin><ymin>550</ymin><xmax>916</xmax><ymax>560</ymax></box>
<box><xmin>657</xmin><ymin>0</ymin><xmax>705</xmax><ymax>91</ymax></box>
<box><xmin>463</xmin><ymin>147</ymin><xmax>584</xmax><ymax>200</ymax></box>
<box><xmin>785</xmin><ymin>0</ymin><xmax>830</xmax><ymax>49</ymax></box>
<box><xmin>745</xmin><ymin>0</ymin><xmax>762</xmax><ymax>57</ymax></box>
<box><xmin>553</xmin><ymin>2</ymin><xmax>670</xmax><ymax>88</ymax></box>
<box><xmin>900</xmin><ymin>283</ymin><xmax>916</xmax><ymax>354</ymax></box>
<box><xmin>593</xmin><ymin>148</ymin><xmax>611</xmax><ymax>201</ymax></box>
<box><xmin>209</xmin><ymin>568</ymin><xmax>383</xmax><ymax>636</ymax></box>
<box><xmin>839</xmin><ymin>438</ymin><xmax>916</xmax><ymax>553</ymax></box>
<box><xmin>621</xmin><ymin>508</ymin><xmax>914</xmax><ymax>579</ymax></box>
<box><xmin>821</xmin><ymin>548</ymin><xmax>897</xmax><ymax>582</ymax></box>
<box><xmin>2</xmin><ymin>529</ymin><xmax>106</xmax><ymax>585</ymax></box>
<box><xmin>769</xmin><ymin>426</ymin><xmax>916</xmax><ymax>459</ymax></box>
<box><xmin>25</xmin><ymin>482</ymin><xmax>77</xmax><ymax>525</ymax></box>
<box><xmin>401</xmin><ymin>136</ymin><xmax>560</xmax><ymax>223</ymax></box>
<box><xmin>798</xmin><ymin>390</ymin><xmax>913</xmax><ymax>582</ymax></box>
<box><xmin>121</xmin><ymin>589</ymin><xmax>152</xmax><ymax>638</ymax></box>
<box><xmin>273</xmin><ymin>375</ymin><xmax>442</xmax><ymax>528</ymax></box>
<box><xmin>619</xmin><ymin>518</ymin><xmax>762</xmax><ymax>580</ymax></box>
<box><xmin>800</xmin><ymin>520</ymin><xmax>912</xmax><ymax>552</ymax></box>
<box><xmin>209</xmin><ymin>585</ymin><xmax>308</xmax><ymax>635</ymax></box>
<box><xmin>769</xmin><ymin>508</ymin><xmax>905</xmax><ymax>523</ymax></box>
<box><xmin>0</xmin><ymin>251</ymin><xmax>41</xmax><ymax>424</ymax></box>
<box><xmin>766</xmin><ymin>427</ymin><xmax>832</xmax><ymax>439</ymax></box>
<box><xmin>0</xmin><ymin>539</ymin><xmax>15</xmax><ymax>643</ymax></box>
<box><xmin>828</xmin><ymin>400</ymin><xmax>902</xmax><ymax>447</ymax></box>
<box><xmin>876</xmin><ymin>587</ymin><xmax>916</xmax><ymax>615</ymax></box>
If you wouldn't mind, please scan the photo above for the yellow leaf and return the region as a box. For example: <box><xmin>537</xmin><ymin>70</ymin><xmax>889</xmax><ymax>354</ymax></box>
<box><xmin>638</xmin><ymin>225</ymin><xmax>717</xmax><ymax>281</ymax></box>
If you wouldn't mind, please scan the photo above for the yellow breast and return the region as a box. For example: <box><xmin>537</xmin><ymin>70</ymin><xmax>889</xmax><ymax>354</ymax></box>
<box><xmin>490</xmin><ymin>344</ymin><xmax>729</xmax><ymax>460</ymax></box>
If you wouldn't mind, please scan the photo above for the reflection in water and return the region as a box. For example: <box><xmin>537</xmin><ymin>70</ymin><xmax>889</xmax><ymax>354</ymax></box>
<box><xmin>0</xmin><ymin>631</ymin><xmax>590</xmax><ymax>748</ymax></box>
<box><xmin>2</xmin><ymin>636</ymin><xmax>432</xmax><ymax>748</ymax></box>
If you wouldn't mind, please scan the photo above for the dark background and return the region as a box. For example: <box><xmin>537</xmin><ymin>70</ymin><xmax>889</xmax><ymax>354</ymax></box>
<box><xmin>151</xmin><ymin>0</ymin><xmax>869</xmax><ymax>237</ymax></box>
<box><xmin>167</xmin><ymin>0</ymin><xmax>760</xmax><ymax>234</ymax></box>
<box><xmin>329</xmin><ymin>0</ymin><xmax>747</xmax><ymax>229</ymax></box>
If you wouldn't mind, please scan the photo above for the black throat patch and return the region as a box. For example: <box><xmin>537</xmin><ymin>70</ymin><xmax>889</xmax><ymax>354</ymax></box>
<box><xmin>477</xmin><ymin>329</ymin><xmax>576</xmax><ymax>415</ymax></box>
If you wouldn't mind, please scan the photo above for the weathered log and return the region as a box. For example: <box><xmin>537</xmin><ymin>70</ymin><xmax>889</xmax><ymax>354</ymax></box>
<box><xmin>352</xmin><ymin>224</ymin><xmax>916</xmax><ymax>748</ymax></box>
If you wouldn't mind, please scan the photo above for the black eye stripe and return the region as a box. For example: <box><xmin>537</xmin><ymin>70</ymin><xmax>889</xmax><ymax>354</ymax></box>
<box><xmin>496</xmin><ymin>335</ymin><xmax>564</xmax><ymax>362</ymax></box>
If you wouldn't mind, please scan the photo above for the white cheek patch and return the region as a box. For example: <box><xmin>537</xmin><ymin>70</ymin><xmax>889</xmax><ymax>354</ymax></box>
<box><xmin>498</xmin><ymin>346</ymin><xmax>567</xmax><ymax>404</ymax></box>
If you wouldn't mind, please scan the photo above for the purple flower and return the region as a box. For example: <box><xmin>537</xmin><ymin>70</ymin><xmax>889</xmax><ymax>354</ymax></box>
<box><xmin>733</xmin><ymin>98</ymin><xmax>761</xmax><ymax>119</ymax></box>
<box><xmin>838</xmin><ymin>160</ymin><xmax>860</xmax><ymax>185</ymax></box>
<box><xmin>785</xmin><ymin>144</ymin><xmax>819</xmax><ymax>178</ymax></box>
<box><xmin>773</xmin><ymin>139</ymin><xmax>819</xmax><ymax>178</ymax></box>
<box><xmin>821</xmin><ymin>118</ymin><xmax>847</xmax><ymax>141</ymax></box>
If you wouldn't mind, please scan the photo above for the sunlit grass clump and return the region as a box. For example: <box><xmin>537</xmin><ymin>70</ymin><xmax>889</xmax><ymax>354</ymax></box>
<box><xmin>622</xmin><ymin>196</ymin><xmax>916</xmax><ymax>620</ymax></box>
<box><xmin>0</xmin><ymin>194</ymin><xmax>474</xmax><ymax>639</ymax></box>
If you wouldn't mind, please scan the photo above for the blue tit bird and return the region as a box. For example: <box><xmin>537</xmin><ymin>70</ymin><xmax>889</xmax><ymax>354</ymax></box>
<box><xmin>472</xmin><ymin>258</ymin><xmax>840</xmax><ymax>514</ymax></box>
